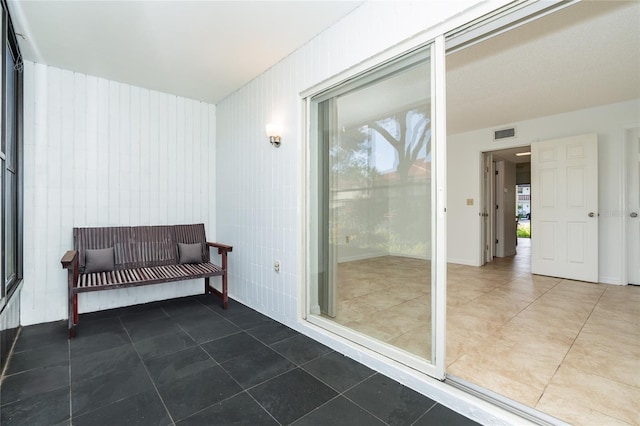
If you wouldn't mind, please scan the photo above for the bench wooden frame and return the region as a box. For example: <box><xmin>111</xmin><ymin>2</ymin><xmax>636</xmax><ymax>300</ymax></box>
<box><xmin>61</xmin><ymin>224</ymin><xmax>232</xmax><ymax>338</ymax></box>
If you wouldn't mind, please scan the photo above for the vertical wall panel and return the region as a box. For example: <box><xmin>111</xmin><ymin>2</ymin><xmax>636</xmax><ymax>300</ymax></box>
<box><xmin>22</xmin><ymin>63</ymin><xmax>217</xmax><ymax>325</ymax></box>
<box><xmin>215</xmin><ymin>1</ymin><xmax>488</xmax><ymax>324</ymax></box>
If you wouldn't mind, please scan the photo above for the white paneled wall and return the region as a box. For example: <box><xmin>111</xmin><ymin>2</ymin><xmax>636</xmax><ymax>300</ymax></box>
<box><xmin>22</xmin><ymin>62</ymin><xmax>217</xmax><ymax>325</ymax></box>
<box><xmin>215</xmin><ymin>0</ymin><xmax>492</xmax><ymax>324</ymax></box>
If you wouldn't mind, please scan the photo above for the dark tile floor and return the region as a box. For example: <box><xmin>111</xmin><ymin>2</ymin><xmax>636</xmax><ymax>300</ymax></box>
<box><xmin>0</xmin><ymin>295</ymin><xmax>480</xmax><ymax>426</ymax></box>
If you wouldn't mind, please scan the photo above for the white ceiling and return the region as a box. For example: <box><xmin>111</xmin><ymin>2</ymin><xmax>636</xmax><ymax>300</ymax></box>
<box><xmin>7</xmin><ymin>0</ymin><xmax>640</xmax><ymax>134</ymax></box>
<box><xmin>447</xmin><ymin>0</ymin><xmax>640</xmax><ymax>135</ymax></box>
<box><xmin>8</xmin><ymin>1</ymin><xmax>362</xmax><ymax>104</ymax></box>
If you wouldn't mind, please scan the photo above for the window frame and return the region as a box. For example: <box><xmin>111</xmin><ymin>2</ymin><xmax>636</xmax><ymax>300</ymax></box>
<box><xmin>0</xmin><ymin>0</ymin><xmax>23</xmax><ymax>306</ymax></box>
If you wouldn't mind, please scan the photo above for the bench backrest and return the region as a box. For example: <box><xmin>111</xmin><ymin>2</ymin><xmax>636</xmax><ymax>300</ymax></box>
<box><xmin>74</xmin><ymin>224</ymin><xmax>209</xmax><ymax>272</ymax></box>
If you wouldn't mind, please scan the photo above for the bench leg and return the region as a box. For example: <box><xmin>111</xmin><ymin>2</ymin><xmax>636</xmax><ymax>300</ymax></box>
<box><xmin>74</xmin><ymin>294</ymin><xmax>79</xmax><ymax>325</ymax></box>
<box><xmin>222</xmin><ymin>273</ymin><xmax>228</xmax><ymax>310</ymax></box>
<box><xmin>205</xmin><ymin>276</ymin><xmax>228</xmax><ymax>310</ymax></box>
<box><xmin>68</xmin><ymin>292</ymin><xmax>77</xmax><ymax>338</ymax></box>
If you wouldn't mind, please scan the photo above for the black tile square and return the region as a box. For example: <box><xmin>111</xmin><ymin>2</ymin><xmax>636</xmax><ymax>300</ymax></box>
<box><xmin>158</xmin><ymin>297</ymin><xmax>208</xmax><ymax>318</ymax></box>
<box><xmin>270</xmin><ymin>334</ymin><xmax>333</xmax><ymax>365</ymax></box>
<box><xmin>70</xmin><ymin>328</ymin><xmax>131</xmax><ymax>359</ymax></box>
<box><xmin>414</xmin><ymin>403</ymin><xmax>481</xmax><ymax>426</ymax></box>
<box><xmin>292</xmin><ymin>396</ymin><xmax>386</xmax><ymax>426</ymax></box>
<box><xmin>74</xmin><ymin>317</ymin><xmax>126</xmax><ymax>336</ymax></box>
<box><xmin>73</xmin><ymin>389</ymin><xmax>171</xmax><ymax>426</ymax></box>
<box><xmin>303</xmin><ymin>352</ymin><xmax>375</xmax><ymax>392</ymax></box>
<box><xmin>246</xmin><ymin>322</ymin><xmax>299</xmax><ymax>345</ymax></box>
<box><xmin>16</xmin><ymin>320</ymin><xmax>67</xmax><ymax>339</ymax></box>
<box><xmin>177</xmin><ymin>392</ymin><xmax>277</xmax><ymax>426</ymax></box>
<box><xmin>249</xmin><ymin>368</ymin><xmax>337</xmax><ymax>425</ymax></box>
<box><xmin>78</xmin><ymin>307</ymin><xmax>123</xmax><ymax>322</ymax></box>
<box><xmin>0</xmin><ymin>386</ymin><xmax>70</xmax><ymax>426</ymax></box>
<box><xmin>345</xmin><ymin>374</ymin><xmax>436</xmax><ymax>426</ymax></box>
<box><xmin>220</xmin><ymin>346</ymin><xmax>295</xmax><ymax>388</ymax></box>
<box><xmin>201</xmin><ymin>332</ymin><xmax>266</xmax><ymax>363</ymax></box>
<box><xmin>71</xmin><ymin>343</ymin><xmax>141</xmax><ymax>384</ymax></box>
<box><xmin>1</xmin><ymin>364</ymin><xmax>69</xmax><ymax>405</ymax></box>
<box><xmin>133</xmin><ymin>330</ymin><xmax>196</xmax><ymax>361</ymax></box>
<box><xmin>182</xmin><ymin>319</ymin><xmax>241</xmax><ymax>344</ymax></box>
<box><xmin>225</xmin><ymin>310</ymin><xmax>273</xmax><ymax>330</ymax></box>
<box><xmin>163</xmin><ymin>302</ymin><xmax>216</xmax><ymax>320</ymax></box>
<box><xmin>120</xmin><ymin>308</ymin><xmax>169</xmax><ymax>327</ymax></box>
<box><xmin>157</xmin><ymin>365</ymin><xmax>242</xmax><ymax>421</ymax></box>
<box><xmin>193</xmin><ymin>296</ymin><xmax>253</xmax><ymax>318</ymax></box>
<box><xmin>123</xmin><ymin>316</ymin><xmax>182</xmax><ymax>342</ymax></box>
<box><xmin>14</xmin><ymin>322</ymin><xmax>68</xmax><ymax>353</ymax></box>
<box><xmin>71</xmin><ymin>365</ymin><xmax>154</xmax><ymax>416</ymax></box>
<box><xmin>170</xmin><ymin>306</ymin><xmax>224</xmax><ymax>328</ymax></box>
<box><xmin>144</xmin><ymin>346</ymin><xmax>216</xmax><ymax>386</ymax></box>
<box><xmin>7</xmin><ymin>341</ymin><xmax>69</xmax><ymax>374</ymax></box>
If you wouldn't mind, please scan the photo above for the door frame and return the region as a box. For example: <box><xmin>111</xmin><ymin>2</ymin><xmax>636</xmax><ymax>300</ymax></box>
<box><xmin>481</xmin><ymin>152</ymin><xmax>494</xmax><ymax>265</ymax></box>
<box><xmin>480</xmin><ymin>145</ymin><xmax>530</xmax><ymax>266</ymax></box>
<box><xmin>301</xmin><ymin>35</ymin><xmax>448</xmax><ymax>380</ymax></box>
<box><xmin>623</xmin><ymin>124</ymin><xmax>640</xmax><ymax>285</ymax></box>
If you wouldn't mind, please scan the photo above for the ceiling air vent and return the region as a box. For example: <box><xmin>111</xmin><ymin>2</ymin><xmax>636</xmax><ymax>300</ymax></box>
<box><xmin>494</xmin><ymin>127</ymin><xmax>516</xmax><ymax>140</ymax></box>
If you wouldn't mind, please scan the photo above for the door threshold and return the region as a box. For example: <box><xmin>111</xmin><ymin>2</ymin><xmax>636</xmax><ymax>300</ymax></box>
<box><xmin>445</xmin><ymin>375</ymin><xmax>569</xmax><ymax>426</ymax></box>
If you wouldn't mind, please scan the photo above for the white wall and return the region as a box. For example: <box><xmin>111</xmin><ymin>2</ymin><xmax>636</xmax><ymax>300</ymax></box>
<box><xmin>215</xmin><ymin>0</ymin><xmax>497</xmax><ymax>322</ymax></box>
<box><xmin>447</xmin><ymin>99</ymin><xmax>640</xmax><ymax>284</ymax></box>
<box><xmin>22</xmin><ymin>62</ymin><xmax>217</xmax><ymax>325</ymax></box>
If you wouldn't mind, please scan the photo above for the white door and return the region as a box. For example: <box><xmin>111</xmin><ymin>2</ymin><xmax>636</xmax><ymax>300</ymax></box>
<box><xmin>531</xmin><ymin>134</ymin><xmax>598</xmax><ymax>282</ymax></box>
<box><xmin>481</xmin><ymin>153</ymin><xmax>494</xmax><ymax>264</ymax></box>
<box><xmin>627</xmin><ymin>127</ymin><xmax>640</xmax><ymax>285</ymax></box>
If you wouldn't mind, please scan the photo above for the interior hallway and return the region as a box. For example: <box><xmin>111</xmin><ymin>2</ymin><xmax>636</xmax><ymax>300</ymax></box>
<box><xmin>333</xmin><ymin>238</ymin><xmax>640</xmax><ymax>425</ymax></box>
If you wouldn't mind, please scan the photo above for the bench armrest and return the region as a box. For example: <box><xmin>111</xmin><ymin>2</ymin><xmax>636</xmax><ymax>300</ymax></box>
<box><xmin>61</xmin><ymin>250</ymin><xmax>79</xmax><ymax>269</ymax></box>
<box><xmin>207</xmin><ymin>242</ymin><xmax>233</xmax><ymax>254</ymax></box>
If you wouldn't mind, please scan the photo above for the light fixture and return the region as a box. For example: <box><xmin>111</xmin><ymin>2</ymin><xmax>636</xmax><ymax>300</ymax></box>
<box><xmin>515</xmin><ymin>151</ymin><xmax>531</xmax><ymax>156</ymax></box>
<box><xmin>266</xmin><ymin>123</ymin><xmax>282</xmax><ymax>148</ymax></box>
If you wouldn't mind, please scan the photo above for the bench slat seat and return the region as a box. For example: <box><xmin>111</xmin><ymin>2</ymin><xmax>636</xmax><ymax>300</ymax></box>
<box><xmin>76</xmin><ymin>262</ymin><xmax>224</xmax><ymax>291</ymax></box>
<box><xmin>62</xmin><ymin>223</ymin><xmax>232</xmax><ymax>338</ymax></box>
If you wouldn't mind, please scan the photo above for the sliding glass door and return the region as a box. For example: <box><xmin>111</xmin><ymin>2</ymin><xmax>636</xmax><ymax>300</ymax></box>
<box><xmin>306</xmin><ymin>40</ymin><xmax>446</xmax><ymax>377</ymax></box>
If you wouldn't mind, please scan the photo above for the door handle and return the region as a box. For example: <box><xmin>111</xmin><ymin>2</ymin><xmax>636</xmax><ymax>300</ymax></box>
<box><xmin>588</xmin><ymin>212</ymin><xmax>596</xmax><ymax>218</ymax></box>
<box><xmin>631</xmin><ymin>212</ymin><xmax>639</xmax><ymax>218</ymax></box>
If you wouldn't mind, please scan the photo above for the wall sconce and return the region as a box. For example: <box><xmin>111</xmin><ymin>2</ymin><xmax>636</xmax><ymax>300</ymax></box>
<box><xmin>266</xmin><ymin>123</ymin><xmax>282</xmax><ymax>148</ymax></box>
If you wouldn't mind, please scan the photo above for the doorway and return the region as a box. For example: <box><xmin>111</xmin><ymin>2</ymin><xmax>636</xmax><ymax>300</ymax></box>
<box><xmin>481</xmin><ymin>146</ymin><xmax>531</xmax><ymax>267</ymax></box>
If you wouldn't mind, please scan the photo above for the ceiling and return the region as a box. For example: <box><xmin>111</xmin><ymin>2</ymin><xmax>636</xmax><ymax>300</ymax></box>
<box><xmin>446</xmin><ymin>0</ymin><xmax>640</xmax><ymax>135</ymax></box>
<box><xmin>6</xmin><ymin>1</ymin><xmax>640</xmax><ymax>134</ymax></box>
<box><xmin>7</xmin><ymin>1</ymin><xmax>362</xmax><ymax>104</ymax></box>
<box><xmin>490</xmin><ymin>146</ymin><xmax>532</xmax><ymax>164</ymax></box>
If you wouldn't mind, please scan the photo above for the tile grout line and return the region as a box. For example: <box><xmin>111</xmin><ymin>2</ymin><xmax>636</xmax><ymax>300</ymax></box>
<box><xmin>175</xmin><ymin>316</ymin><xmax>300</xmax><ymax>424</ymax></box>
<box><xmin>0</xmin><ymin>326</ymin><xmax>23</xmax><ymax>382</ymax></box>
<box><xmin>121</xmin><ymin>311</ymin><xmax>177</xmax><ymax>426</ymax></box>
<box><xmin>67</xmin><ymin>333</ymin><xmax>72</xmax><ymax>424</ymax></box>
<box><xmin>532</xmin><ymin>286</ymin><xmax>607</xmax><ymax>408</ymax></box>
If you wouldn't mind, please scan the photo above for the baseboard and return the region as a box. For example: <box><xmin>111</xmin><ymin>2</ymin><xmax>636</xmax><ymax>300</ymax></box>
<box><xmin>447</xmin><ymin>258</ymin><xmax>481</xmax><ymax>267</ymax></box>
<box><xmin>598</xmin><ymin>276</ymin><xmax>624</xmax><ymax>285</ymax></box>
<box><xmin>337</xmin><ymin>251</ymin><xmax>390</xmax><ymax>263</ymax></box>
<box><xmin>388</xmin><ymin>252</ymin><xmax>430</xmax><ymax>260</ymax></box>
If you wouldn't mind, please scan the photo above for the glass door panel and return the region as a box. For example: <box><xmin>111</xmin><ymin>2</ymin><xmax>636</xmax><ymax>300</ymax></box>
<box><xmin>308</xmin><ymin>45</ymin><xmax>437</xmax><ymax>370</ymax></box>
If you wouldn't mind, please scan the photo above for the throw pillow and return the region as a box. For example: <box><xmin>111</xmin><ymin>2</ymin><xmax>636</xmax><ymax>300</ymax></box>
<box><xmin>178</xmin><ymin>243</ymin><xmax>203</xmax><ymax>264</ymax></box>
<box><xmin>84</xmin><ymin>247</ymin><xmax>115</xmax><ymax>273</ymax></box>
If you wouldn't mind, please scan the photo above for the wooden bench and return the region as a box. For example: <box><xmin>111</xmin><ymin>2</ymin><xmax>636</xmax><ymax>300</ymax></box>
<box><xmin>61</xmin><ymin>223</ymin><xmax>232</xmax><ymax>338</ymax></box>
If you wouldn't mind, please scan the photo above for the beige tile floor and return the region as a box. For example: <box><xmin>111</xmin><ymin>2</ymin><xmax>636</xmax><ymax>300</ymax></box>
<box><xmin>329</xmin><ymin>239</ymin><xmax>640</xmax><ymax>425</ymax></box>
